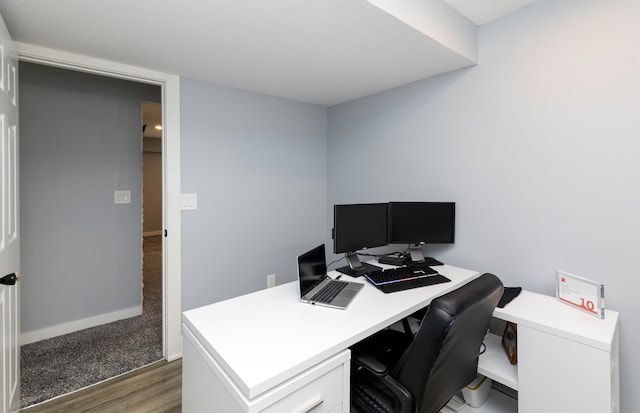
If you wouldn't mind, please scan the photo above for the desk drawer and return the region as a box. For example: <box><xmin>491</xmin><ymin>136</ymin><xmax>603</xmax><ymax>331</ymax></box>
<box><xmin>261</xmin><ymin>364</ymin><xmax>344</xmax><ymax>413</ymax></box>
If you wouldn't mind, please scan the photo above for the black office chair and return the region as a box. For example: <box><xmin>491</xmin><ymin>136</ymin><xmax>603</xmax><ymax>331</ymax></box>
<box><xmin>351</xmin><ymin>273</ymin><xmax>504</xmax><ymax>413</ymax></box>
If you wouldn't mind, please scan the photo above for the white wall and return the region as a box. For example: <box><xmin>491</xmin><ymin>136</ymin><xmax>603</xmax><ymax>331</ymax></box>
<box><xmin>180</xmin><ymin>78</ymin><xmax>328</xmax><ymax>311</ymax></box>
<box><xmin>327</xmin><ymin>0</ymin><xmax>639</xmax><ymax>411</ymax></box>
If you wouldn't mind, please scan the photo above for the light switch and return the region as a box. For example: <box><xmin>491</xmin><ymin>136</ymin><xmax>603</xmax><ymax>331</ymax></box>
<box><xmin>181</xmin><ymin>193</ymin><xmax>198</xmax><ymax>210</ymax></box>
<box><xmin>114</xmin><ymin>190</ymin><xmax>131</xmax><ymax>204</ymax></box>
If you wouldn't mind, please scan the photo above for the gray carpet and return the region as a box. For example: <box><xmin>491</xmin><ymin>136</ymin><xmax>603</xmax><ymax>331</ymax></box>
<box><xmin>20</xmin><ymin>236</ymin><xmax>163</xmax><ymax>408</ymax></box>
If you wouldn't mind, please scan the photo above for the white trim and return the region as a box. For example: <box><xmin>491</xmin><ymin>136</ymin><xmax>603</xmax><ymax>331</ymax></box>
<box><xmin>164</xmin><ymin>74</ymin><xmax>182</xmax><ymax>361</ymax></box>
<box><xmin>16</xmin><ymin>42</ymin><xmax>167</xmax><ymax>83</ymax></box>
<box><xmin>21</xmin><ymin>305</ymin><xmax>143</xmax><ymax>345</ymax></box>
<box><xmin>15</xmin><ymin>42</ymin><xmax>182</xmax><ymax>359</ymax></box>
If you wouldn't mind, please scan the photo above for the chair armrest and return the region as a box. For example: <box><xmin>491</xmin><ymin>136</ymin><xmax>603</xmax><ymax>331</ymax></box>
<box><xmin>351</xmin><ymin>349</ymin><xmax>413</xmax><ymax>413</ymax></box>
<box><xmin>352</xmin><ymin>349</ymin><xmax>387</xmax><ymax>376</ymax></box>
<box><xmin>381</xmin><ymin>375</ymin><xmax>413</xmax><ymax>413</ymax></box>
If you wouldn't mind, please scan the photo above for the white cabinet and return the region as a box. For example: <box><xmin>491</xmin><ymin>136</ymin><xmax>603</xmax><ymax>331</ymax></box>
<box><xmin>183</xmin><ymin>325</ymin><xmax>350</xmax><ymax>413</ymax></box>
<box><xmin>518</xmin><ymin>324</ymin><xmax>617</xmax><ymax>413</ymax></box>
<box><xmin>477</xmin><ymin>290</ymin><xmax>619</xmax><ymax>413</ymax></box>
<box><xmin>260</xmin><ymin>363</ymin><xmax>344</xmax><ymax>413</ymax></box>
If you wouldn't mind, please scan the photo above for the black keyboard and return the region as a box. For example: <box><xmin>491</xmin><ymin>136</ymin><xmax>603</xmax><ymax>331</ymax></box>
<box><xmin>311</xmin><ymin>280</ymin><xmax>348</xmax><ymax>303</ymax></box>
<box><xmin>375</xmin><ymin>274</ymin><xmax>451</xmax><ymax>293</ymax></box>
<box><xmin>364</xmin><ymin>263</ymin><xmax>439</xmax><ymax>286</ymax></box>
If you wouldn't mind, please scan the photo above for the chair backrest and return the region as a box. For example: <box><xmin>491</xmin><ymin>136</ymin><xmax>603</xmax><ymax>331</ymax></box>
<box><xmin>393</xmin><ymin>273</ymin><xmax>503</xmax><ymax>413</ymax></box>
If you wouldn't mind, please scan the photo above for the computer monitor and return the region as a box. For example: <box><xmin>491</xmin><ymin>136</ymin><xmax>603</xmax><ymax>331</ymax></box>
<box><xmin>388</xmin><ymin>202</ymin><xmax>455</xmax><ymax>263</ymax></box>
<box><xmin>332</xmin><ymin>203</ymin><xmax>388</xmax><ymax>276</ymax></box>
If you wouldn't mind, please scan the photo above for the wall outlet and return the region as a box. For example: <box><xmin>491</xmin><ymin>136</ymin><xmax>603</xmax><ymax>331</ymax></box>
<box><xmin>267</xmin><ymin>274</ymin><xmax>276</xmax><ymax>288</ymax></box>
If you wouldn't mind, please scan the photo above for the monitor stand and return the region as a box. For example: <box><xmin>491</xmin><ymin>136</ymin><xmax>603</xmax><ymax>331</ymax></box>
<box><xmin>336</xmin><ymin>252</ymin><xmax>381</xmax><ymax>277</ymax></box>
<box><xmin>407</xmin><ymin>244</ymin><xmax>444</xmax><ymax>266</ymax></box>
<box><xmin>408</xmin><ymin>244</ymin><xmax>427</xmax><ymax>263</ymax></box>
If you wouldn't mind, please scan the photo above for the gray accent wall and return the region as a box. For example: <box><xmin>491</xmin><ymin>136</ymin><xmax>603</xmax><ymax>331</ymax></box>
<box><xmin>19</xmin><ymin>62</ymin><xmax>161</xmax><ymax>333</ymax></box>
<box><xmin>328</xmin><ymin>0</ymin><xmax>639</xmax><ymax>411</ymax></box>
<box><xmin>180</xmin><ymin>78</ymin><xmax>327</xmax><ymax>311</ymax></box>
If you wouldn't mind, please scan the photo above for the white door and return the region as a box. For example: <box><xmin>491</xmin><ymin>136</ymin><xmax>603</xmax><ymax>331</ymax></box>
<box><xmin>0</xmin><ymin>12</ymin><xmax>19</xmax><ymax>413</ymax></box>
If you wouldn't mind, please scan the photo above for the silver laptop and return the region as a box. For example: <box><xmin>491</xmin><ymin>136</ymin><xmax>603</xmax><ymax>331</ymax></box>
<box><xmin>297</xmin><ymin>244</ymin><xmax>364</xmax><ymax>309</ymax></box>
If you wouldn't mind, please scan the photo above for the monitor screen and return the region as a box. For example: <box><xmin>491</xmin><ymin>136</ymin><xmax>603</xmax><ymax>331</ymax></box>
<box><xmin>333</xmin><ymin>203</ymin><xmax>388</xmax><ymax>254</ymax></box>
<box><xmin>388</xmin><ymin>202</ymin><xmax>455</xmax><ymax>245</ymax></box>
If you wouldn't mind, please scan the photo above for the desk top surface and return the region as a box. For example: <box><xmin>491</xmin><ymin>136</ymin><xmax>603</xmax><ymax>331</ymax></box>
<box><xmin>182</xmin><ymin>264</ymin><xmax>479</xmax><ymax>400</ymax></box>
<box><xmin>494</xmin><ymin>290</ymin><xmax>618</xmax><ymax>351</ymax></box>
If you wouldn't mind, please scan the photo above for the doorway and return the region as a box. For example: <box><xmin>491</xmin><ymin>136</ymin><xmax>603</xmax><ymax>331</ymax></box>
<box><xmin>18</xmin><ymin>63</ymin><xmax>164</xmax><ymax>407</ymax></box>
<box><xmin>142</xmin><ymin>102</ymin><xmax>163</xmax><ymax>239</ymax></box>
<box><xmin>16</xmin><ymin>42</ymin><xmax>182</xmax><ymax>405</ymax></box>
<box><xmin>142</xmin><ymin>101</ymin><xmax>164</xmax><ymax>344</ymax></box>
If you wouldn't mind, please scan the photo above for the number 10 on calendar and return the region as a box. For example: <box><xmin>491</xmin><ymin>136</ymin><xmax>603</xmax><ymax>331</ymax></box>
<box><xmin>556</xmin><ymin>270</ymin><xmax>605</xmax><ymax>319</ymax></box>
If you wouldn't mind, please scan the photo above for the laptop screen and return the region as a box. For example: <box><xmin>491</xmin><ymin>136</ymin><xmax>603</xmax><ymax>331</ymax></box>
<box><xmin>297</xmin><ymin>244</ymin><xmax>327</xmax><ymax>297</ymax></box>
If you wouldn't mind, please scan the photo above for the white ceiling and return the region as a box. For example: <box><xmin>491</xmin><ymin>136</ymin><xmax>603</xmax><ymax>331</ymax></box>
<box><xmin>0</xmin><ymin>0</ymin><xmax>540</xmax><ymax>106</ymax></box>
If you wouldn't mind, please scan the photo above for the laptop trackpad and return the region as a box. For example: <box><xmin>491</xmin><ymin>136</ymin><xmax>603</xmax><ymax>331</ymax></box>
<box><xmin>343</xmin><ymin>288</ymin><xmax>358</xmax><ymax>299</ymax></box>
<box><xmin>332</xmin><ymin>286</ymin><xmax>359</xmax><ymax>307</ymax></box>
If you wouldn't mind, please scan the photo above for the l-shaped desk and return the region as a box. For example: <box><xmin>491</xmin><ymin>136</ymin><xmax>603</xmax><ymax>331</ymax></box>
<box><xmin>182</xmin><ymin>264</ymin><xmax>619</xmax><ymax>413</ymax></box>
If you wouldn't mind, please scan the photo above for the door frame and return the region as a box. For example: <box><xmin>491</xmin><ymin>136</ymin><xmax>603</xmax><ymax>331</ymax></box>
<box><xmin>16</xmin><ymin>42</ymin><xmax>182</xmax><ymax>360</ymax></box>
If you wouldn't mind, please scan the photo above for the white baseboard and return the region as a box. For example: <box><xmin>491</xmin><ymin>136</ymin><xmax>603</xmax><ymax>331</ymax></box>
<box><xmin>166</xmin><ymin>351</ymin><xmax>183</xmax><ymax>362</ymax></box>
<box><xmin>21</xmin><ymin>305</ymin><xmax>143</xmax><ymax>345</ymax></box>
<box><xmin>143</xmin><ymin>230</ymin><xmax>163</xmax><ymax>237</ymax></box>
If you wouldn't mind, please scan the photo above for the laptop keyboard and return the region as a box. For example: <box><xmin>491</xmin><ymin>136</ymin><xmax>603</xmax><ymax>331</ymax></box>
<box><xmin>311</xmin><ymin>280</ymin><xmax>348</xmax><ymax>303</ymax></box>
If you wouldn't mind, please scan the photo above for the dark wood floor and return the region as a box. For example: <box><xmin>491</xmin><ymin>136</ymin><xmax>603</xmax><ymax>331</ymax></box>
<box><xmin>22</xmin><ymin>359</ymin><xmax>182</xmax><ymax>413</ymax></box>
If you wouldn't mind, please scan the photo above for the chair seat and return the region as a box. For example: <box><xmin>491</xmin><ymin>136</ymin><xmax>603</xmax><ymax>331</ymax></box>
<box><xmin>353</xmin><ymin>376</ymin><xmax>397</xmax><ymax>413</ymax></box>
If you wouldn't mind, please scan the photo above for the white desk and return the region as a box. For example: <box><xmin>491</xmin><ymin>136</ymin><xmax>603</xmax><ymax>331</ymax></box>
<box><xmin>182</xmin><ymin>267</ymin><xmax>620</xmax><ymax>413</ymax></box>
<box><xmin>182</xmin><ymin>264</ymin><xmax>479</xmax><ymax>413</ymax></box>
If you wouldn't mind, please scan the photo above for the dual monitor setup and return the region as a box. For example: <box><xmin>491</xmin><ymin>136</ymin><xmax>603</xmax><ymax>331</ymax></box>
<box><xmin>332</xmin><ymin>202</ymin><xmax>455</xmax><ymax>276</ymax></box>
